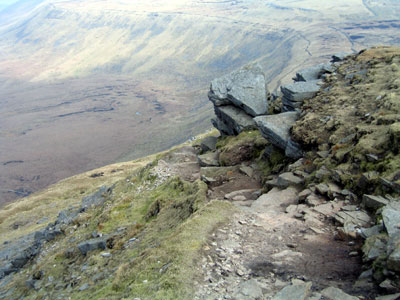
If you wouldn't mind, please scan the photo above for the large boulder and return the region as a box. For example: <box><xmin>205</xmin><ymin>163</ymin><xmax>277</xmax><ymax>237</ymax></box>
<box><xmin>254</xmin><ymin>112</ymin><xmax>299</xmax><ymax>150</ymax></box>
<box><xmin>209</xmin><ymin>64</ymin><xmax>269</xmax><ymax>117</ymax></box>
<box><xmin>214</xmin><ymin>105</ymin><xmax>257</xmax><ymax>136</ymax></box>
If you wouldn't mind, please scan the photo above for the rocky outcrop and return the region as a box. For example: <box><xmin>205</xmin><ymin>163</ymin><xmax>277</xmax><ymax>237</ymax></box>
<box><xmin>213</xmin><ymin>105</ymin><xmax>257</xmax><ymax>135</ymax></box>
<box><xmin>209</xmin><ymin>64</ymin><xmax>269</xmax><ymax>117</ymax></box>
<box><xmin>294</xmin><ymin>63</ymin><xmax>333</xmax><ymax>82</ymax></box>
<box><xmin>209</xmin><ymin>64</ymin><xmax>269</xmax><ymax>136</ymax></box>
<box><xmin>0</xmin><ymin>185</ymin><xmax>114</xmax><ymax>280</ymax></box>
<box><xmin>254</xmin><ymin>112</ymin><xmax>302</xmax><ymax>159</ymax></box>
<box><xmin>281</xmin><ymin>81</ymin><xmax>321</xmax><ymax>111</ymax></box>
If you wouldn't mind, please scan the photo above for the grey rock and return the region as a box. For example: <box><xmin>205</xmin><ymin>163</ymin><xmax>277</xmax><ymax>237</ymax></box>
<box><xmin>382</xmin><ymin>208</ymin><xmax>400</xmax><ymax>238</ymax></box>
<box><xmin>379</xmin><ymin>279</ymin><xmax>399</xmax><ymax>293</ymax></box>
<box><xmin>199</xmin><ymin>136</ymin><xmax>218</xmax><ymax>153</ymax></box>
<box><xmin>57</xmin><ymin>207</ymin><xmax>80</xmax><ymax>225</ymax></box>
<box><xmin>34</xmin><ymin>228</ymin><xmax>62</xmax><ymax>243</ymax></box>
<box><xmin>281</xmin><ymin>81</ymin><xmax>321</xmax><ymax>102</ymax></box>
<box><xmin>298</xmin><ymin>189</ymin><xmax>312</xmax><ymax>201</ymax></box>
<box><xmin>285</xmin><ymin>139</ymin><xmax>303</xmax><ymax>159</ymax></box>
<box><xmin>362</xmin><ymin>235</ymin><xmax>387</xmax><ymax>262</ymax></box>
<box><xmin>388</xmin><ymin>246</ymin><xmax>400</xmax><ymax>272</ymax></box>
<box><xmin>208</xmin><ymin>90</ymin><xmax>231</xmax><ymax>106</ymax></box>
<box><xmin>81</xmin><ymin>185</ymin><xmax>113</xmax><ymax>211</ymax></box>
<box><xmin>379</xmin><ymin>177</ymin><xmax>400</xmax><ymax>193</ymax></box>
<box><xmin>276</xmin><ymin>172</ymin><xmax>304</xmax><ymax>188</ymax></box>
<box><xmin>239</xmin><ymin>165</ymin><xmax>254</xmax><ymax>178</ymax></box>
<box><xmin>331</xmin><ymin>52</ymin><xmax>350</xmax><ymax>62</ymax></box>
<box><xmin>294</xmin><ymin>63</ymin><xmax>333</xmax><ymax>82</ymax></box>
<box><xmin>272</xmin><ymin>282</ymin><xmax>312</xmax><ymax>300</ymax></box>
<box><xmin>315</xmin><ymin>183</ymin><xmax>329</xmax><ymax>195</ymax></box>
<box><xmin>321</xmin><ymin>286</ymin><xmax>359</xmax><ymax>300</ymax></box>
<box><xmin>79</xmin><ymin>283</ymin><xmax>90</xmax><ymax>291</ymax></box>
<box><xmin>335</xmin><ymin>210</ymin><xmax>371</xmax><ymax>227</ymax></box>
<box><xmin>254</xmin><ymin>112</ymin><xmax>299</xmax><ymax>150</ymax></box>
<box><xmin>376</xmin><ymin>293</ymin><xmax>400</xmax><ymax>300</ymax></box>
<box><xmin>224</xmin><ymin>189</ymin><xmax>258</xmax><ymax>201</ymax></box>
<box><xmin>25</xmin><ymin>279</ymin><xmax>40</xmax><ymax>290</ymax></box>
<box><xmin>77</xmin><ymin>237</ymin><xmax>107</xmax><ymax>256</ymax></box>
<box><xmin>210</xmin><ymin>64</ymin><xmax>268</xmax><ymax>117</ymax></box>
<box><xmin>360</xmin><ymin>224</ymin><xmax>384</xmax><ymax>239</ymax></box>
<box><xmin>252</xmin><ymin>187</ymin><xmax>298</xmax><ymax>213</ymax></box>
<box><xmin>233</xmin><ymin>279</ymin><xmax>263</xmax><ymax>300</ymax></box>
<box><xmin>214</xmin><ymin>105</ymin><xmax>257</xmax><ymax>136</ymax></box>
<box><xmin>211</xmin><ymin>118</ymin><xmax>233</xmax><ymax>136</ymax></box>
<box><xmin>197</xmin><ymin>152</ymin><xmax>219</xmax><ymax>167</ymax></box>
<box><xmin>362</xmin><ymin>194</ymin><xmax>389</xmax><ymax>210</ymax></box>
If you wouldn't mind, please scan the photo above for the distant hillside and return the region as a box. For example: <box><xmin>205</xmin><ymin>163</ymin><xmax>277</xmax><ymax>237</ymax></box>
<box><xmin>1</xmin><ymin>47</ymin><xmax>400</xmax><ymax>299</ymax></box>
<box><xmin>0</xmin><ymin>0</ymin><xmax>399</xmax><ymax>205</ymax></box>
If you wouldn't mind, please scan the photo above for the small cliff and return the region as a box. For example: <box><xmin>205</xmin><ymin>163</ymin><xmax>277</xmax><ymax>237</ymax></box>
<box><xmin>0</xmin><ymin>46</ymin><xmax>400</xmax><ymax>300</ymax></box>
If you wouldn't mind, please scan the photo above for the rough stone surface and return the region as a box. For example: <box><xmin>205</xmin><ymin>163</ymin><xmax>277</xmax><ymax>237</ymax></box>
<box><xmin>382</xmin><ymin>208</ymin><xmax>400</xmax><ymax>238</ymax></box>
<box><xmin>376</xmin><ymin>293</ymin><xmax>400</xmax><ymax>300</ymax></box>
<box><xmin>332</xmin><ymin>52</ymin><xmax>350</xmax><ymax>62</ymax></box>
<box><xmin>214</xmin><ymin>105</ymin><xmax>257</xmax><ymax>136</ymax></box>
<box><xmin>252</xmin><ymin>187</ymin><xmax>298</xmax><ymax>213</ymax></box>
<box><xmin>272</xmin><ymin>282</ymin><xmax>312</xmax><ymax>300</ymax></box>
<box><xmin>209</xmin><ymin>64</ymin><xmax>268</xmax><ymax>117</ymax></box>
<box><xmin>294</xmin><ymin>63</ymin><xmax>333</xmax><ymax>82</ymax></box>
<box><xmin>199</xmin><ymin>136</ymin><xmax>218</xmax><ymax>153</ymax></box>
<box><xmin>254</xmin><ymin>112</ymin><xmax>299</xmax><ymax>150</ymax></box>
<box><xmin>233</xmin><ymin>279</ymin><xmax>263</xmax><ymax>300</ymax></box>
<box><xmin>77</xmin><ymin>237</ymin><xmax>107</xmax><ymax>256</ymax></box>
<box><xmin>388</xmin><ymin>246</ymin><xmax>400</xmax><ymax>272</ymax></box>
<box><xmin>197</xmin><ymin>152</ymin><xmax>220</xmax><ymax>167</ymax></box>
<box><xmin>321</xmin><ymin>286</ymin><xmax>359</xmax><ymax>300</ymax></box>
<box><xmin>285</xmin><ymin>138</ymin><xmax>303</xmax><ymax>159</ymax></box>
<box><xmin>81</xmin><ymin>185</ymin><xmax>113</xmax><ymax>211</ymax></box>
<box><xmin>362</xmin><ymin>194</ymin><xmax>389</xmax><ymax>210</ymax></box>
<box><xmin>276</xmin><ymin>172</ymin><xmax>304</xmax><ymax>188</ymax></box>
<box><xmin>281</xmin><ymin>81</ymin><xmax>321</xmax><ymax>102</ymax></box>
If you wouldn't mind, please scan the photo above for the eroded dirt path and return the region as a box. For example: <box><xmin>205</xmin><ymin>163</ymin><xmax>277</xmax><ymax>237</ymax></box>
<box><xmin>190</xmin><ymin>160</ymin><xmax>372</xmax><ymax>299</ymax></box>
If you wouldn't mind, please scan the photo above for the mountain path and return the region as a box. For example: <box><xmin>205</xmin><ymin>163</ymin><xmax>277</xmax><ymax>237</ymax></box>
<box><xmin>164</xmin><ymin>146</ymin><xmax>371</xmax><ymax>299</ymax></box>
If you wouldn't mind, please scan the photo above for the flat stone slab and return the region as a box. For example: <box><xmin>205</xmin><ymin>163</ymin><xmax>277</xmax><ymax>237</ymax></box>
<box><xmin>281</xmin><ymin>81</ymin><xmax>320</xmax><ymax>102</ymax></box>
<box><xmin>77</xmin><ymin>237</ymin><xmax>107</xmax><ymax>256</ymax></box>
<box><xmin>272</xmin><ymin>282</ymin><xmax>312</xmax><ymax>300</ymax></box>
<box><xmin>197</xmin><ymin>152</ymin><xmax>219</xmax><ymax>167</ymax></box>
<box><xmin>276</xmin><ymin>172</ymin><xmax>304</xmax><ymax>188</ymax></box>
<box><xmin>214</xmin><ymin>105</ymin><xmax>257</xmax><ymax>136</ymax></box>
<box><xmin>252</xmin><ymin>187</ymin><xmax>298</xmax><ymax>213</ymax></box>
<box><xmin>210</xmin><ymin>64</ymin><xmax>268</xmax><ymax>117</ymax></box>
<box><xmin>362</xmin><ymin>194</ymin><xmax>389</xmax><ymax>210</ymax></box>
<box><xmin>199</xmin><ymin>136</ymin><xmax>218</xmax><ymax>153</ymax></box>
<box><xmin>321</xmin><ymin>286</ymin><xmax>359</xmax><ymax>300</ymax></box>
<box><xmin>376</xmin><ymin>293</ymin><xmax>400</xmax><ymax>300</ymax></box>
<box><xmin>233</xmin><ymin>279</ymin><xmax>263</xmax><ymax>300</ymax></box>
<box><xmin>294</xmin><ymin>63</ymin><xmax>333</xmax><ymax>82</ymax></box>
<box><xmin>254</xmin><ymin>112</ymin><xmax>299</xmax><ymax>150</ymax></box>
<box><xmin>335</xmin><ymin>210</ymin><xmax>371</xmax><ymax>227</ymax></box>
<box><xmin>382</xmin><ymin>208</ymin><xmax>400</xmax><ymax>238</ymax></box>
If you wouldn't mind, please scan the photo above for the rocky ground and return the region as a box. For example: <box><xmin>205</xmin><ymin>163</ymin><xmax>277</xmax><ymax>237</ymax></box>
<box><xmin>1</xmin><ymin>46</ymin><xmax>400</xmax><ymax>299</ymax></box>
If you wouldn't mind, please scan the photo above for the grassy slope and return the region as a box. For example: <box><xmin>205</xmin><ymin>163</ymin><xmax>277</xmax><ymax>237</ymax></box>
<box><xmin>0</xmin><ymin>133</ymin><xmax>237</xmax><ymax>300</ymax></box>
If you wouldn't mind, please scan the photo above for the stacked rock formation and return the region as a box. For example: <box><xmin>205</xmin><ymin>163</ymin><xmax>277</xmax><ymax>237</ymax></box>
<box><xmin>208</xmin><ymin>63</ymin><xmax>304</xmax><ymax>159</ymax></box>
<box><xmin>209</xmin><ymin>63</ymin><xmax>268</xmax><ymax>136</ymax></box>
<box><xmin>281</xmin><ymin>63</ymin><xmax>333</xmax><ymax>112</ymax></box>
